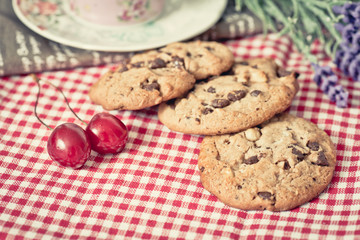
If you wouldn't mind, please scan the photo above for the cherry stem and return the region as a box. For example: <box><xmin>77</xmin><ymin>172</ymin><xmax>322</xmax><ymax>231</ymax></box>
<box><xmin>32</xmin><ymin>74</ymin><xmax>88</xmax><ymax>130</ymax></box>
<box><xmin>33</xmin><ymin>74</ymin><xmax>53</xmax><ymax>131</ymax></box>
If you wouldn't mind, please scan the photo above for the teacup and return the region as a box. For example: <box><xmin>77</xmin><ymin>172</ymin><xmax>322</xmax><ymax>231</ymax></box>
<box><xmin>66</xmin><ymin>0</ymin><xmax>165</xmax><ymax>27</ymax></box>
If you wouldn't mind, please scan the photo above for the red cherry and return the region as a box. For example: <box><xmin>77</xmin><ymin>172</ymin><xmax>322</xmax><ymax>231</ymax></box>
<box><xmin>47</xmin><ymin>123</ymin><xmax>91</xmax><ymax>169</ymax></box>
<box><xmin>86</xmin><ymin>112</ymin><xmax>128</xmax><ymax>154</ymax></box>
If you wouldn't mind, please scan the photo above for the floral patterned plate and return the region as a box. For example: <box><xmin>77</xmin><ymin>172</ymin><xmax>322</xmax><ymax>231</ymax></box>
<box><xmin>12</xmin><ymin>0</ymin><xmax>227</xmax><ymax>52</ymax></box>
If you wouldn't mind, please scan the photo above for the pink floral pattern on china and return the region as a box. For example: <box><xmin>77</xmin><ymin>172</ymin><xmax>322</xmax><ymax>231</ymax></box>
<box><xmin>68</xmin><ymin>0</ymin><xmax>165</xmax><ymax>27</ymax></box>
<box><xmin>17</xmin><ymin>0</ymin><xmax>61</xmax><ymax>30</ymax></box>
<box><xmin>13</xmin><ymin>0</ymin><xmax>227</xmax><ymax>52</ymax></box>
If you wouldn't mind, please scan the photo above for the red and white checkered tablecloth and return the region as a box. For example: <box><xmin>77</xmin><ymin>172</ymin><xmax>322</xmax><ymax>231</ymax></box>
<box><xmin>1</xmin><ymin>34</ymin><xmax>360</xmax><ymax>240</ymax></box>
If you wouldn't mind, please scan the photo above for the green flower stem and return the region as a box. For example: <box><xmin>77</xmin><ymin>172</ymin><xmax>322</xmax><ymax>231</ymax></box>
<box><xmin>235</xmin><ymin>0</ymin><xmax>243</xmax><ymax>11</ymax></box>
<box><xmin>263</xmin><ymin>1</ymin><xmax>293</xmax><ymax>34</ymax></box>
<box><xmin>298</xmin><ymin>4</ymin><xmax>324</xmax><ymax>43</ymax></box>
<box><xmin>235</xmin><ymin>0</ymin><xmax>349</xmax><ymax>65</ymax></box>
<box><xmin>303</xmin><ymin>2</ymin><xmax>342</xmax><ymax>43</ymax></box>
<box><xmin>244</xmin><ymin>0</ymin><xmax>269</xmax><ymax>34</ymax></box>
<box><xmin>291</xmin><ymin>0</ymin><xmax>299</xmax><ymax>21</ymax></box>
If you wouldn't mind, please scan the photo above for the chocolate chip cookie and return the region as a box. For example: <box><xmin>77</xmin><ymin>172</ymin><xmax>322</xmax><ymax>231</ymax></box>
<box><xmin>198</xmin><ymin>113</ymin><xmax>336</xmax><ymax>211</ymax></box>
<box><xmin>159</xmin><ymin>41</ymin><xmax>234</xmax><ymax>80</ymax></box>
<box><xmin>158</xmin><ymin>58</ymin><xmax>299</xmax><ymax>135</ymax></box>
<box><xmin>89</xmin><ymin>52</ymin><xmax>196</xmax><ymax>110</ymax></box>
<box><xmin>115</xmin><ymin>49</ymin><xmax>188</xmax><ymax>72</ymax></box>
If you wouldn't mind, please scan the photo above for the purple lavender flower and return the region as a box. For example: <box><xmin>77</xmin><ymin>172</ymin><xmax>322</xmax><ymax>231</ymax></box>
<box><xmin>334</xmin><ymin>45</ymin><xmax>346</xmax><ymax>67</ymax></box>
<box><xmin>351</xmin><ymin>31</ymin><xmax>360</xmax><ymax>51</ymax></box>
<box><xmin>320</xmin><ymin>75</ymin><xmax>338</xmax><ymax>93</ymax></box>
<box><xmin>352</xmin><ymin>5</ymin><xmax>360</xmax><ymax>18</ymax></box>
<box><xmin>328</xmin><ymin>85</ymin><xmax>349</xmax><ymax>108</ymax></box>
<box><xmin>353</xmin><ymin>5</ymin><xmax>360</xmax><ymax>27</ymax></box>
<box><xmin>332</xmin><ymin>5</ymin><xmax>342</xmax><ymax>15</ymax></box>
<box><xmin>334</xmin><ymin>22</ymin><xmax>345</xmax><ymax>35</ymax></box>
<box><xmin>312</xmin><ymin>3</ymin><xmax>359</xmax><ymax>108</ymax></box>
<box><xmin>339</xmin><ymin>48</ymin><xmax>357</xmax><ymax>76</ymax></box>
<box><xmin>341</xmin><ymin>24</ymin><xmax>358</xmax><ymax>45</ymax></box>
<box><xmin>312</xmin><ymin>63</ymin><xmax>338</xmax><ymax>93</ymax></box>
<box><xmin>348</xmin><ymin>54</ymin><xmax>360</xmax><ymax>81</ymax></box>
<box><xmin>311</xmin><ymin>63</ymin><xmax>348</xmax><ymax>108</ymax></box>
<box><xmin>312</xmin><ymin>63</ymin><xmax>334</xmax><ymax>85</ymax></box>
<box><xmin>333</xmin><ymin>2</ymin><xmax>360</xmax><ymax>87</ymax></box>
<box><xmin>341</xmin><ymin>3</ymin><xmax>357</xmax><ymax>13</ymax></box>
<box><xmin>341</xmin><ymin>3</ymin><xmax>357</xmax><ymax>24</ymax></box>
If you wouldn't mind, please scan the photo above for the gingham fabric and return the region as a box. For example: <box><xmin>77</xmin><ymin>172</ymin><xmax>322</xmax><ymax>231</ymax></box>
<box><xmin>1</xmin><ymin>34</ymin><xmax>360</xmax><ymax>240</ymax></box>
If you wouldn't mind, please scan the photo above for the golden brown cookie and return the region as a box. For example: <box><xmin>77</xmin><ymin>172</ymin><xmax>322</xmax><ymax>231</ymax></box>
<box><xmin>89</xmin><ymin>40</ymin><xmax>234</xmax><ymax>110</ymax></box>
<box><xmin>160</xmin><ymin>40</ymin><xmax>234</xmax><ymax>80</ymax></box>
<box><xmin>198</xmin><ymin>113</ymin><xmax>336</xmax><ymax>211</ymax></box>
<box><xmin>89</xmin><ymin>52</ymin><xmax>196</xmax><ymax>110</ymax></box>
<box><xmin>158</xmin><ymin>58</ymin><xmax>299</xmax><ymax>135</ymax></box>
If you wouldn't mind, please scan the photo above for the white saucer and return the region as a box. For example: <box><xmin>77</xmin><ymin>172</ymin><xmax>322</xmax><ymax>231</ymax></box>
<box><xmin>13</xmin><ymin>0</ymin><xmax>227</xmax><ymax>52</ymax></box>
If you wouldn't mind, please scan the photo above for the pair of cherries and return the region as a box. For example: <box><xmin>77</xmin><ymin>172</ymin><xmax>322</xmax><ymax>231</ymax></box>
<box><xmin>33</xmin><ymin>75</ymin><xmax>128</xmax><ymax>169</ymax></box>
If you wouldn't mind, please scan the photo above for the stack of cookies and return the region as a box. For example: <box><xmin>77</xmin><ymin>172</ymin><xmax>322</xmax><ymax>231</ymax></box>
<box><xmin>89</xmin><ymin>41</ymin><xmax>336</xmax><ymax>211</ymax></box>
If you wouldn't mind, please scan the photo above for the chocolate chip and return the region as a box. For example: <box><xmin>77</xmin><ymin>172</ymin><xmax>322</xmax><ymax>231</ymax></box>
<box><xmin>294</xmin><ymin>72</ymin><xmax>300</xmax><ymax>79</ymax></box>
<box><xmin>292</xmin><ymin>148</ymin><xmax>306</xmax><ymax>161</ymax></box>
<box><xmin>202</xmin><ymin>108</ymin><xmax>213</xmax><ymax>115</ymax></box>
<box><xmin>198</xmin><ymin>81</ymin><xmax>206</xmax><ymax>85</ymax></box>
<box><xmin>171</xmin><ymin>56</ymin><xmax>184</xmax><ymax>68</ymax></box>
<box><xmin>166</xmin><ymin>98</ymin><xmax>176</xmax><ymax>106</ymax></box>
<box><xmin>258</xmin><ymin>191</ymin><xmax>272</xmax><ymax>200</ymax></box>
<box><xmin>117</xmin><ymin>65</ymin><xmax>128</xmax><ymax>72</ymax></box>
<box><xmin>238</xmin><ymin>61</ymin><xmax>249</xmax><ymax>66</ymax></box>
<box><xmin>149</xmin><ymin>58</ymin><xmax>166</xmax><ymax>69</ymax></box>
<box><xmin>315</xmin><ymin>152</ymin><xmax>329</xmax><ymax>166</ymax></box>
<box><xmin>252</xmin><ymin>65</ymin><xmax>258</xmax><ymax>69</ymax></box>
<box><xmin>200</xmin><ymin>166</ymin><xmax>205</xmax><ymax>172</ymax></box>
<box><xmin>205</xmin><ymin>46</ymin><xmax>214</xmax><ymax>51</ymax></box>
<box><xmin>207</xmin><ymin>87</ymin><xmax>216</xmax><ymax>93</ymax></box>
<box><xmin>283</xmin><ymin>160</ymin><xmax>291</xmax><ymax>170</ymax></box>
<box><xmin>277</xmin><ymin>68</ymin><xmax>292</xmax><ymax>77</ymax></box>
<box><xmin>186</xmin><ymin>52</ymin><xmax>192</xmax><ymax>57</ymax></box>
<box><xmin>224</xmin><ymin>139</ymin><xmax>230</xmax><ymax>145</ymax></box>
<box><xmin>227</xmin><ymin>90</ymin><xmax>247</xmax><ymax>102</ymax></box>
<box><xmin>195</xmin><ymin>118</ymin><xmax>201</xmax><ymax>123</ymax></box>
<box><xmin>250</xmin><ymin>90</ymin><xmax>262</xmax><ymax>97</ymax></box>
<box><xmin>131</xmin><ymin>61</ymin><xmax>144</xmax><ymax>68</ymax></box>
<box><xmin>243</xmin><ymin>156</ymin><xmax>259</xmax><ymax>165</ymax></box>
<box><xmin>237</xmin><ymin>185</ymin><xmax>242</xmax><ymax>190</ymax></box>
<box><xmin>307</xmin><ymin>141</ymin><xmax>320</xmax><ymax>151</ymax></box>
<box><xmin>141</xmin><ymin>81</ymin><xmax>160</xmax><ymax>91</ymax></box>
<box><xmin>211</xmin><ymin>99</ymin><xmax>230</xmax><ymax>108</ymax></box>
